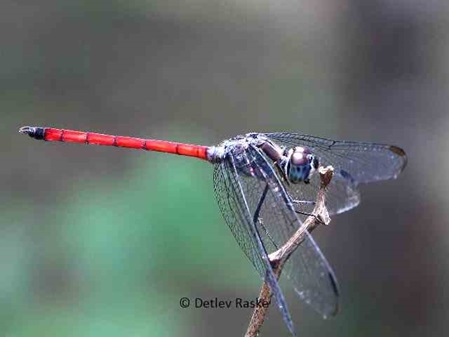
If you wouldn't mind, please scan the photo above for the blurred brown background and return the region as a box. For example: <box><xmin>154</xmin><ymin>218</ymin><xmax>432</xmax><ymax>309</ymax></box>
<box><xmin>3</xmin><ymin>0</ymin><xmax>449</xmax><ymax>336</ymax></box>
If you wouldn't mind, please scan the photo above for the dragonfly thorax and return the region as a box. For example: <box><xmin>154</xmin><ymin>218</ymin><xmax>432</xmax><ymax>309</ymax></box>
<box><xmin>281</xmin><ymin>146</ymin><xmax>319</xmax><ymax>184</ymax></box>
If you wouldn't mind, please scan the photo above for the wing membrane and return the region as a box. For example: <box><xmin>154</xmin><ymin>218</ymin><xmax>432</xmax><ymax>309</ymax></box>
<box><xmin>213</xmin><ymin>153</ymin><xmax>296</xmax><ymax>335</ymax></box>
<box><xmin>214</xmin><ymin>144</ymin><xmax>339</xmax><ymax>322</ymax></box>
<box><xmin>265</xmin><ymin>132</ymin><xmax>406</xmax><ymax>214</ymax></box>
<box><xmin>265</xmin><ymin>133</ymin><xmax>407</xmax><ymax>183</ymax></box>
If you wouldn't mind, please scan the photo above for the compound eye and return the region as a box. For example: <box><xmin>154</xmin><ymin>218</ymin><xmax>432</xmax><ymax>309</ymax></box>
<box><xmin>291</xmin><ymin>152</ymin><xmax>307</xmax><ymax>166</ymax></box>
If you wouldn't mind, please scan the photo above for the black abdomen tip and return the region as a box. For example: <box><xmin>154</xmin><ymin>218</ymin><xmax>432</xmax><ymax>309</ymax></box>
<box><xmin>19</xmin><ymin>126</ymin><xmax>45</xmax><ymax>140</ymax></box>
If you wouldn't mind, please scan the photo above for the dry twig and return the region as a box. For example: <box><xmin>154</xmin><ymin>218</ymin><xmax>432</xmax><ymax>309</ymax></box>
<box><xmin>245</xmin><ymin>166</ymin><xmax>334</xmax><ymax>337</ymax></box>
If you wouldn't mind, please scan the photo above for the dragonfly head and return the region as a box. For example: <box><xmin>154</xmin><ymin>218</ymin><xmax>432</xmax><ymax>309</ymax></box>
<box><xmin>281</xmin><ymin>146</ymin><xmax>319</xmax><ymax>184</ymax></box>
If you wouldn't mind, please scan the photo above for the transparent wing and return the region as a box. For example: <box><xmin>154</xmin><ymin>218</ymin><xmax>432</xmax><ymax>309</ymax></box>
<box><xmin>265</xmin><ymin>132</ymin><xmax>407</xmax><ymax>183</ymax></box>
<box><xmin>213</xmin><ymin>153</ymin><xmax>296</xmax><ymax>336</ymax></box>
<box><xmin>282</xmin><ymin>237</ymin><xmax>339</xmax><ymax>318</ymax></box>
<box><xmin>214</xmin><ymin>144</ymin><xmax>339</xmax><ymax>319</ymax></box>
<box><xmin>265</xmin><ymin>132</ymin><xmax>407</xmax><ymax>214</ymax></box>
<box><xmin>248</xmin><ymin>145</ymin><xmax>340</xmax><ymax>317</ymax></box>
<box><xmin>213</xmin><ymin>160</ymin><xmax>266</xmax><ymax>276</ymax></box>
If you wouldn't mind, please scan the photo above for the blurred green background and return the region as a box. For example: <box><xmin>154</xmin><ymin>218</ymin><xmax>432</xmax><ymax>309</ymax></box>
<box><xmin>3</xmin><ymin>0</ymin><xmax>449</xmax><ymax>336</ymax></box>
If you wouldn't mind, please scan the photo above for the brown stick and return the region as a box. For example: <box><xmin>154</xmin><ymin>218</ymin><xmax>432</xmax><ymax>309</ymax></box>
<box><xmin>245</xmin><ymin>166</ymin><xmax>334</xmax><ymax>337</ymax></box>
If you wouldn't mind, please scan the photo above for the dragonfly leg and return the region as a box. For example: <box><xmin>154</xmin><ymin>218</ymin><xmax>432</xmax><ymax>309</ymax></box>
<box><xmin>288</xmin><ymin>192</ymin><xmax>318</xmax><ymax>221</ymax></box>
<box><xmin>294</xmin><ymin>210</ymin><xmax>324</xmax><ymax>224</ymax></box>
<box><xmin>292</xmin><ymin>200</ymin><xmax>316</xmax><ymax>205</ymax></box>
<box><xmin>253</xmin><ymin>184</ymin><xmax>268</xmax><ymax>224</ymax></box>
<box><xmin>253</xmin><ymin>183</ymin><xmax>279</xmax><ymax>250</ymax></box>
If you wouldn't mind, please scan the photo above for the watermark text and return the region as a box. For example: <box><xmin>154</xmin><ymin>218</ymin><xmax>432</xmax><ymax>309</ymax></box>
<box><xmin>179</xmin><ymin>297</ymin><xmax>271</xmax><ymax>309</ymax></box>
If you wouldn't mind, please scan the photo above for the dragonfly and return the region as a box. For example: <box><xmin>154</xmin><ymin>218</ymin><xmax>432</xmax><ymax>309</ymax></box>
<box><xmin>19</xmin><ymin>126</ymin><xmax>407</xmax><ymax>336</ymax></box>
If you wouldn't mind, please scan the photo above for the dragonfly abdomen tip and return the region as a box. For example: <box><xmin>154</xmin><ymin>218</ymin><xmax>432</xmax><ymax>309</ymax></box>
<box><xmin>19</xmin><ymin>126</ymin><xmax>45</xmax><ymax>140</ymax></box>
